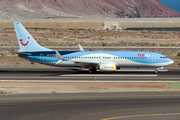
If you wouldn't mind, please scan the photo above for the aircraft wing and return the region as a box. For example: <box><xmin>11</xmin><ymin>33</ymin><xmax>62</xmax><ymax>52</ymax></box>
<box><xmin>55</xmin><ymin>50</ymin><xmax>99</xmax><ymax>67</ymax></box>
<box><xmin>55</xmin><ymin>50</ymin><xmax>67</xmax><ymax>64</ymax></box>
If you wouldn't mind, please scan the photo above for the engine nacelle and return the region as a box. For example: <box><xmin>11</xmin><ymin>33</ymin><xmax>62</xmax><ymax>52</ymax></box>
<box><xmin>99</xmin><ymin>63</ymin><xmax>117</xmax><ymax>71</ymax></box>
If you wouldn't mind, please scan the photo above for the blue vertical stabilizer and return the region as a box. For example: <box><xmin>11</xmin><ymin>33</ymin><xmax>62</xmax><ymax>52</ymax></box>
<box><xmin>14</xmin><ymin>22</ymin><xmax>53</xmax><ymax>52</ymax></box>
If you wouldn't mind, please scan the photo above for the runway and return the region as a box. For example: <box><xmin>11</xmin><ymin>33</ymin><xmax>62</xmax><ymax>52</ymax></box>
<box><xmin>0</xmin><ymin>68</ymin><xmax>180</xmax><ymax>119</ymax></box>
<box><xmin>0</xmin><ymin>67</ymin><xmax>180</xmax><ymax>81</ymax></box>
<box><xmin>0</xmin><ymin>92</ymin><xmax>180</xmax><ymax>120</ymax></box>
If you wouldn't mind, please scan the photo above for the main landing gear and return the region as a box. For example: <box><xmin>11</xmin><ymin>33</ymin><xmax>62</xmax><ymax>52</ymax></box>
<box><xmin>88</xmin><ymin>68</ymin><xmax>97</xmax><ymax>73</ymax></box>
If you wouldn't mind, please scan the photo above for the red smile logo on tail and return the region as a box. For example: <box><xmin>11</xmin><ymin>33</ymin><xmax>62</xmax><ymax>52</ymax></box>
<box><xmin>19</xmin><ymin>38</ymin><xmax>29</xmax><ymax>46</ymax></box>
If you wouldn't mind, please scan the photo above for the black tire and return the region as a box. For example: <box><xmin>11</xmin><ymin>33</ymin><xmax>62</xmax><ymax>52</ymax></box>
<box><xmin>92</xmin><ymin>68</ymin><xmax>97</xmax><ymax>73</ymax></box>
<box><xmin>89</xmin><ymin>69</ymin><xmax>93</xmax><ymax>73</ymax></box>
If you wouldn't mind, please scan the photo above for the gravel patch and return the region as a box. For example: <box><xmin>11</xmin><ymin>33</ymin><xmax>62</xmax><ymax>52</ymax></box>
<box><xmin>0</xmin><ymin>82</ymin><xmax>179</xmax><ymax>94</ymax></box>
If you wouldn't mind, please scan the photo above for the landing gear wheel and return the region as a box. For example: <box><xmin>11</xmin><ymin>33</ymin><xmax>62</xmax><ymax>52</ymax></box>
<box><xmin>89</xmin><ymin>69</ymin><xmax>93</xmax><ymax>74</ymax></box>
<box><xmin>155</xmin><ymin>70</ymin><xmax>158</xmax><ymax>74</ymax></box>
<box><xmin>92</xmin><ymin>68</ymin><xmax>97</xmax><ymax>73</ymax></box>
<box><xmin>88</xmin><ymin>68</ymin><xmax>97</xmax><ymax>74</ymax></box>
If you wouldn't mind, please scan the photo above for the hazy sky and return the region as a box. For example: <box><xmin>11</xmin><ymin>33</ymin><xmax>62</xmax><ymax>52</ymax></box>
<box><xmin>159</xmin><ymin>0</ymin><xmax>180</xmax><ymax>12</ymax></box>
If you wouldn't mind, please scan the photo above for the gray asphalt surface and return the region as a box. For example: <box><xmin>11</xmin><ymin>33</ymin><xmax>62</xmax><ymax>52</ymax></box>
<box><xmin>0</xmin><ymin>67</ymin><xmax>179</xmax><ymax>81</ymax></box>
<box><xmin>0</xmin><ymin>92</ymin><xmax>180</xmax><ymax>120</ymax></box>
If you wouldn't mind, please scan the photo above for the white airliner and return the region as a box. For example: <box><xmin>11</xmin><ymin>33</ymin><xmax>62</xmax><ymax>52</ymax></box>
<box><xmin>13</xmin><ymin>22</ymin><xmax>174</xmax><ymax>73</ymax></box>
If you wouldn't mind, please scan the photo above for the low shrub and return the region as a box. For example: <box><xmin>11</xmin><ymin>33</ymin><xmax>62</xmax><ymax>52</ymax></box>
<box><xmin>177</xmin><ymin>52</ymin><xmax>180</xmax><ymax>56</ymax></box>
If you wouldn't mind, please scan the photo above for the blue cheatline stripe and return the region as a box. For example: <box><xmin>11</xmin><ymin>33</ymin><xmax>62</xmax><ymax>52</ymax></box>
<box><xmin>19</xmin><ymin>50</ymin><xmax>169</xmax><ymax>64</ymax></box>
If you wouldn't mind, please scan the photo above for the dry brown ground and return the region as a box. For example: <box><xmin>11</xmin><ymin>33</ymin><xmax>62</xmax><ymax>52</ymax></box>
<box><xmin>1</xmin><ymin>29</ymin><xmax>180</xmax><ymax>47</ymax></box>
<box><xmin>0</xmin><ymin>56</ymin><xmax>49</xmax><ymax>67</ymax></box>
<box><xmin>0</xmin><ymin>82</ymin><xmax>179</xmax><ymax>94</ymax></box>
<box><xmin>0</xmin><ymin>82</ymin><xmax>171</xmax><ymax>88</ymax></box>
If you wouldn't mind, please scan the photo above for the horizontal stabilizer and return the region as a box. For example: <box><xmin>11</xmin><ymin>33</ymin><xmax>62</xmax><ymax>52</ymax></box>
<box><xmin>11</xmin><ymin>52</ymin><xmax>31</xmax><ymax>56</ymax></box>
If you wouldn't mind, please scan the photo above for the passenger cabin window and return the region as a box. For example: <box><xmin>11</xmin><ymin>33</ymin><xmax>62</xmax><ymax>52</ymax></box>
<box><xmin>160</xmin><ymin>57</ymin><xmax>167</xmax><ymax>59</ymax></box>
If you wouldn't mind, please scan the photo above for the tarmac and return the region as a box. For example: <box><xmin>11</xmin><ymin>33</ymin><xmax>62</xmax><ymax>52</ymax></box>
<box><xmin>0</xmin><ymin>67</ymin><xmax>180</xmax><ymax>119</ymax></box>
<box><xmin>0</xmin><ymin>92</ymin><xmax>180</xmax><ymax>120</ymax></box>
<box><xmin>0</xmin><ymin>67</ymin><xmax>179</xmax><ymax>81</ymax></box>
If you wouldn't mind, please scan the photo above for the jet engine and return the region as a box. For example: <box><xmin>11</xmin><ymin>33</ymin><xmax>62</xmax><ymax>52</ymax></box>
<box><xmin>99</xmin><ymin>63</ymin><xmax>117</xmax><ymax>71</ymax></box>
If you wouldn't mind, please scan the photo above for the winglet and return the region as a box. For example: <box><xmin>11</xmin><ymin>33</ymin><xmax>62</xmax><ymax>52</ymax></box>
<box><xmin>78</xmin><ymin>44</ymin><xmax>84</xmax><ymax>51</ymax></box>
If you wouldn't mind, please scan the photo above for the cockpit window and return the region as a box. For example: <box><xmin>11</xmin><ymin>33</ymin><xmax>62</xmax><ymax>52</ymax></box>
<box><xmin>160</xmin><ymin>56</ymin><xmax>167</xmax><ymax>59</ymax></box>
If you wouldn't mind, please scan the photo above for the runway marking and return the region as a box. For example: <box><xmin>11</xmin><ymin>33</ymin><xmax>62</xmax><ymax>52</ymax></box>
<box><xmin>0</xmin><ymin>77</ymin><xmax>180</xmax><ymax>81</ymax></box>
<box><xmin>0</xmin><ymin>94</ymin><xmax>180</xmax><ymax>101</ymax></box>
<box><xmin>117</xmin><ymin>70</ymin><xmax>168</xmax><ymax>72</ymax></box>
<box><xmin>0</xmin><ymin>67</ymin><xmax>170</xmax><ymax>71</ymax></box>
<box><xmin>61</xmin><ymin>74</ymin><xmax>158</xmax><ymax>77</ymax></box>
<box><xmin>102</xmin><ymin>113</ymin><xmax>180</xmax><ymax>120</ymax></box>
<box><xmin>0</xmin><ymin>80</ymin><xmax>178</xmax><ymax>83</ymax></box>
<box><xmin>0</xmin><ymin>77</ymin><xmax>65</xmax><ymax>79</ymax></box>
<box><xmin>0</xmin><ymin>67</ymin><xmax>60</xmax><ymax>69</ymax></box>
<box><xmin>78</xmin><ymin>69</ymin><xmax>168</xmax><ymax>72</ymax></box>
<box><xmin>0</xmin><ymin>74</ymin><xmax>158</xmax><ymax>79</ymax></box>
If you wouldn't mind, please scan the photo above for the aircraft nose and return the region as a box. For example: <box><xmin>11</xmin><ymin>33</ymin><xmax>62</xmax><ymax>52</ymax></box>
<box><xmin>168</xmin><ymin>59</ymin><xmax>174</xmax><ymax>64</ymax></box>
<box><xmin>170</xmin><ymin>60</ymin><xmax>174</xmax><ymax>64</ymax></box>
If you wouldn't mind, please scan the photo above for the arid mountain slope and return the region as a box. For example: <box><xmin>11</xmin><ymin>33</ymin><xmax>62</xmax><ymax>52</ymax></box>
<box><xmin>0</xmin><ymin>0</ymin><xmax>180</xmax><ymax>19</ymax></box>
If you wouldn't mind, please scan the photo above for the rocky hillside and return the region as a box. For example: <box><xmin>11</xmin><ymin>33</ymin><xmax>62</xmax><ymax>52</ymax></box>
<box><xmin>0</xmin><ymin>0</ymin><xmax>180</xmax><ymax>19</ymax></box>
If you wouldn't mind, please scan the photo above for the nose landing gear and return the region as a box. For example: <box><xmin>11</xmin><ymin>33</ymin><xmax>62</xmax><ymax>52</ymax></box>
<box><xmin>155</xmin><ymin>70</ymin><xmax>158</xmax><ymax>74</ymax></box>
<box><xmin>155</xmin><ymin>67</ymin><xmax>164</xmax><ymax>74</ymax></box>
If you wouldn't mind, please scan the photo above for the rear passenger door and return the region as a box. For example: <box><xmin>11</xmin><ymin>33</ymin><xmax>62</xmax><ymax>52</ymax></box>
<box><xmin>152</xmin><ymin>55</ymin><xmax>156</xmax><ymax>63</ymax></box>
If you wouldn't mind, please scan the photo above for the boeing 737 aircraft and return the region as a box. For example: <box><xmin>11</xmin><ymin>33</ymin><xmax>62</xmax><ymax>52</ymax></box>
<box><xmin>13</xmin><ymin>22</ymin><xmax>174</xmax><ymax>73</ymax></box>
